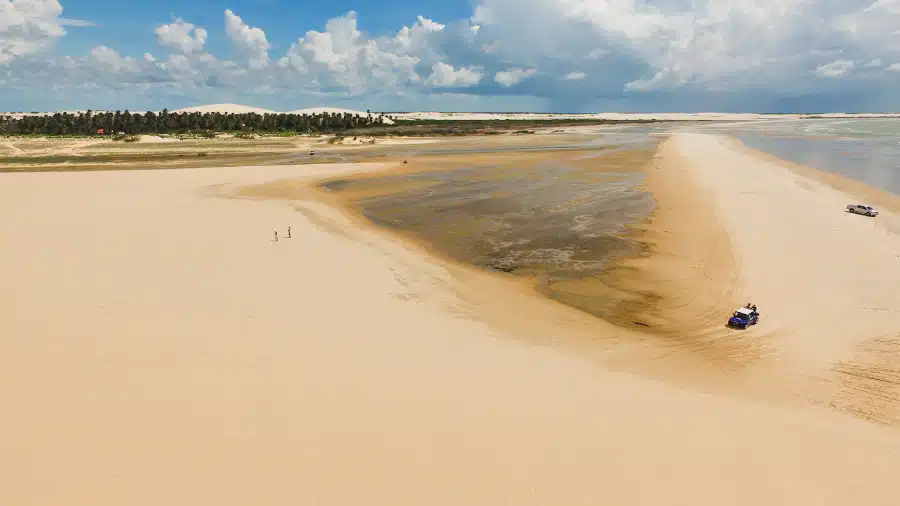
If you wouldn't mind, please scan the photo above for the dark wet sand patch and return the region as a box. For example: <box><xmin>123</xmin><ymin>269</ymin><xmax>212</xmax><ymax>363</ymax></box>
<box><xmin>317</xmin><ymin>141</ymin><xmax>773</xmax><ymax>371</ymax></box>
<box><xmin>317</xmin><ymin>146</ymin><xmax>661</xmax><ymax>324</ymax></box>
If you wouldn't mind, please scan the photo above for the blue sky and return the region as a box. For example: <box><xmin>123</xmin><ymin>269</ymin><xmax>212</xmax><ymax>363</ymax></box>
<box><xmin>57</xmin><ymin>0</ymin><xmax>473</xmax><ymax>58</ymax></box>
<box><xmin>3</xmin><ymin>0</ymin><xmax>900</xmax><ymax>113</ymax></box>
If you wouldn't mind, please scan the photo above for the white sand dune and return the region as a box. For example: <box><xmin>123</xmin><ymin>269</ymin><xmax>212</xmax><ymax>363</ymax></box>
<box><xmin>288</xmin><ymin>106</ymin><xmax>372</xmax><ymax>115</ymax></box>
<box><xmin>137</xmin><ymin>134</ymin><xmax>179</xmax><ymax>143</ymax></box>
<box><xmin>170</xmin><ymin>103</ymin><xmax>278</xmax><ymax>115</ymax></box>
<box><xmin>164</xmin><ymin>104</ymin><xmax>395</xmax><ymax>124</ymax></box>
<box><xmin>2</xmin><ymin>143</ymin><xmax>900</xmax><ymax>504</ymax></box>
<box><xmin>388</xmin><ymin>111</ymin><xmax>900</xmax><ymax>122</ymax></box>
<box><xmin>388</xmin><ymin>111</ymin><xmax>784</xmax><ymax>121</ymax></box>
<box><xmin>288</xmin><ymin>107</ymin><xmax>395</xmax><ymax>124</ymax></box>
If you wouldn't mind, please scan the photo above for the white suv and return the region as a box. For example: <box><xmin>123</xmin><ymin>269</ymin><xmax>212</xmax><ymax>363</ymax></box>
<box><xmin>846</xmin><ymin>204</ymin><xmax>879</xmax><ymax>217</ymax></box>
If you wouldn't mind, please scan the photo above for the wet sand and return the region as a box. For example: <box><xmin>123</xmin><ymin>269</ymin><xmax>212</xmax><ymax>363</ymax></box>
<box><xmin>313</xmin><ymin>139</ymin><xmax>767</xmax><ymax>369</ymax></box>
<box><xmin>317</xmin><ymin>146</ymin><xmax>658</xmax><ymax>324</ymax></box>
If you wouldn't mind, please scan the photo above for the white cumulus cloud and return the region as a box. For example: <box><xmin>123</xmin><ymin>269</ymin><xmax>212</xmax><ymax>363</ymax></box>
<box><xmin>816</xmin><ymin>59</ymin><xmax>855</xmax><ymax>78</ymax></box>
<box><xmin>89</xmin><ymin>46</ymin><xmax>140</xmax><ymax>73</ymax></box>
<box><xmin>494</xmin><ymin>67</ymin><xmax>537</xmax><ymax>86</ymax></box>
<box><xmin>564</xmin><ymin>71</ymin><xmax>585</xmax><ymax>80</ymax></box>
<box><xmin>154</xmin><ymin>17</ymin><xmax>207</xmax><ymax>54</ymax></box>
<box><xmin>276</xmin><ymin>11</ymin><xmax>422</xmax><ymax>93</ymax></box>
<box><xmin>425</xmin><ymin>62</ymin><xmax>483</xmax><ymax>87</ymax></box>
<box><xmin>225</xmin><ymin>9</ymin><xmax>270</xmax><ymax>69</ymax></box>
<box><xmin>0</xmin><ymin>0</ymin><xmax>69</xmax><ymax>64</ymax></box>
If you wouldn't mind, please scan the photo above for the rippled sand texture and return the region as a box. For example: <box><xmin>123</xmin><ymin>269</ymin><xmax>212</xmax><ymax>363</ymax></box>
<box><xmin>319</xmin><ymin>148</ymin><xmax>657</xmax><ymax>318</ymax></box>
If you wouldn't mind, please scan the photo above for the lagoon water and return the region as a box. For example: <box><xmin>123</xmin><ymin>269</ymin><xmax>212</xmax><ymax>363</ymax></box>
<box><xmin>322</xmin><ymin>148</ymin><xmax>655</xmax><ymax>277</ymax></box>
<box><xmin>320</xmin><ymin>142</ymin><xmax>659</xmax><ymax>325</ymax></box>
<box><xmin>320</xmin><ymin>118</ymin><xmax>899</xmax><ymax>325</ymax></box>
<box><xmin>696</xmin><ymin>118</ymin><xmax>900</xmax><ymax>195</ymax></box>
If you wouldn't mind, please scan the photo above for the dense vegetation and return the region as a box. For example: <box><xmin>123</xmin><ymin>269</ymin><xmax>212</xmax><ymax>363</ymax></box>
<box><xmin>0</xmin><ymin>109</ymin><xmax>669</xmax><ymax>138</ymax></box>
<box><xmin>0</xmin><ymin>109</ymin><xmax>392</xmax><ymax>136</ymax></box>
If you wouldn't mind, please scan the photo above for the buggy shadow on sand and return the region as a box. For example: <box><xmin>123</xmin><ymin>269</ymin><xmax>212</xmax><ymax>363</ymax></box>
<box><xmin>727</xmin><ymin>307</ymin><xmax>759</xmax><ymax>329</ymax></box>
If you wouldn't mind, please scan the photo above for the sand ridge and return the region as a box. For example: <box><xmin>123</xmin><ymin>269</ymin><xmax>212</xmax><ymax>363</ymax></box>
<box><xmin>668</xmin><ymin>134</ymin><xmax>900</xmax><ymax>363</ymax></box>
<box><xmin>304</xmin><ymin>133</ymin><xmax>900</xmax><ymax>419</ymax></box>
<box><xmin>551</xmin><ymin>138</ymin><xmax>745</xmax><ymax>337</ymax></box>
<box><xmin>661</xmin><ymin>134</ymin><xmax>900</xmax><ymax>424</ymax></box>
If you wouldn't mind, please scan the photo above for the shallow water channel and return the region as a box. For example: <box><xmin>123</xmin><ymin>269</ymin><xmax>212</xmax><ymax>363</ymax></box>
<box><xmin>319</xmin><ymin>143</ymin><xmax>659</xmax><ymax>317</ymax></box>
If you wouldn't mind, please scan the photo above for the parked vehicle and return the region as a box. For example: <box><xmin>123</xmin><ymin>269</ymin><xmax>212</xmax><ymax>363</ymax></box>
<box><xmin>728</xmin><ymin>307</ymin><xmax>759</xmax><ymax>329</ymax></box>
<box><xmin>847</xmin><ymin>204</ymin><xmax>879</xmax><ymax>216</ymax></box>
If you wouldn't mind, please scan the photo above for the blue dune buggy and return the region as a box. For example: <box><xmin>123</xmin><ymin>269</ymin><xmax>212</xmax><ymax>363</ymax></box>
<box><xmin>728</xmin><ymin>307</ymin><xmax>759</xmax><ymax>329</ymax></box>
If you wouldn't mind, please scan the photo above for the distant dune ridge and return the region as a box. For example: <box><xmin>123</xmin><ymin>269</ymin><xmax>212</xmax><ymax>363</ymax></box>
<box><xmin>384</xmin><ymin>111</ymin><xmax>900</xmax><ymax>121</ymax></box>
<box><xmin>5</xmin><ymin>104</ymin><xmax>900</xmax><ymax>124</ymax></box>
<box><xmin>167</xmin><ymin>104</ymin><xmax>397</xmax><ymax>125</ymax></box>
<box><xmin>0</xmin><ymin>104</ymin><xmax>395</xmax><ymax>124</ymax></box>
<box><xmin>170</xmin><ymin>103</ymin><xmax>278</xmax><ymax>115</ymax></box>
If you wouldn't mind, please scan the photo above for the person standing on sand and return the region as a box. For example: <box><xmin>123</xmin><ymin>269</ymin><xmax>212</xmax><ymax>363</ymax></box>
<box><xmin>287</xmin><ymin>226</ymin><xmax>291</xmax><ymax>239</ymax></box>
<box><xmin>274</xmin><ymin>230</ymin><xmax>279</xmax><ymax>242</ymax></box>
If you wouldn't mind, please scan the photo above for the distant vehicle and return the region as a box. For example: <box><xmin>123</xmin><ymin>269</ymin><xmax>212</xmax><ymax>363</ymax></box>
<box><xmin>309</xmin><ymin>150</ymin><xmax>316</xmax><ymax>155</ymax></box>
<box><xmin>728</xmin><ymin>307</ymin><xmax>759</xmax><ymax>329</ymax></box>
<box><xmin>847</xmin><ymin>204</ymin><xmax>878</xmax><ymax>216</ymax></box>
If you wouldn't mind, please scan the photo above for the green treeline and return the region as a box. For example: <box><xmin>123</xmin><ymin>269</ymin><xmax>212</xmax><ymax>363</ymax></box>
<box><xmin>0</xmin><ymin>109</ymin><xmax>392</xmax><ymax>136</ymax></box>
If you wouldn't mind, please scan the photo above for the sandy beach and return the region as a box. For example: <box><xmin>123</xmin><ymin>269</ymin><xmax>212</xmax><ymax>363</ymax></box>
<box><xmin>627</xmin><ymin>134</ymin><xmax>900</xmax><ymax>421</ymax></box>
<box><xmin>2</xmin><ymin>133</ymin><xmax>900</xmax><ymax>504</ymax></box>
